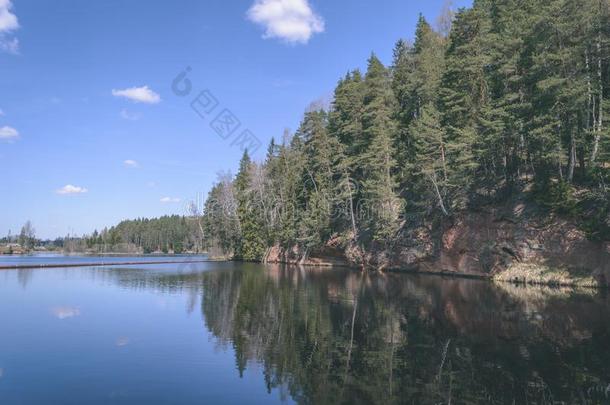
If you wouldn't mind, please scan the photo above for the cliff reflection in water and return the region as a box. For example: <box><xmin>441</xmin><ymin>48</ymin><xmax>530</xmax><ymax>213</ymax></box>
<box><xmin>108</xmin><ymin>263</ymin><xmax>610</xmax><ymax>404</ymax></box>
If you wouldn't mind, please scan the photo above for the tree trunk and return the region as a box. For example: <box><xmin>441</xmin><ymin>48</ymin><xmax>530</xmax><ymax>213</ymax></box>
<box><xmin>585</xmin><ymin>48</ymin><xmax>593</xmax><ymax>173</ymax></box>
<box><xmin>591</xmin><ymin>31</ymin><xmax>604</xmax><ymax>164</ymax></box>
<box><xmin>440</xmin><ymin>142</ymin><xmax>448</xmax><ymax>183</ymax></box>
<box><xmin>429</xmin><ymin>172</ymin><xmax>449</xmax><ymax>216</ymax></box>
<box><xmin>346</xmin><ymin>175</ymin><xmax>358</xmax><ymax>238</ymax></box>
<box><xmin>340</xmin><ymin>273</ymin><xmax>363</xmax><ymax>399</ymax></box>
<box><xmin>567</xmin><ymin>129</ymin><xmax>576</xmax><ymax>183</ymax></box>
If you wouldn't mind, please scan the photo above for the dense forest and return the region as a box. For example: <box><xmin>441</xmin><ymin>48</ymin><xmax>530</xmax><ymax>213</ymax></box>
<box><xmin>4</xmin><ymin>215</ymin><xmax>203</xmax><ymax>255</ymax></box>
<box><xmin>18</xmin><ymin>216</ymin><xmax>204</xmax><ymax>254</ymax></box>
<box><xmin>202</xmin><ymin>0</ymin><xmax>610</xmax><ymax>264</ymax></box>
<box><xmin>73</xmin><ymin>216</ymin><xmax>203</xmax><ymax>254</ymax></box>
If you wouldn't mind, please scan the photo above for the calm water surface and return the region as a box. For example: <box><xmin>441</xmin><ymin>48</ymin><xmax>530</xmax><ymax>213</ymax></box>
<box><xmin>0</xmin><ymin>254</ymin><xmax>207</xmax><ymax>266</ymax></box>
<box><xmin>0</xmin><ymin>260</ymin><xmax>609</xmax><ymax>404</ymax></box>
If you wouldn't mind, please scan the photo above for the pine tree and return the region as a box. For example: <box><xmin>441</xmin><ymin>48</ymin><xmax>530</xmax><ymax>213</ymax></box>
<box><xmin>298</xmin><ymin>109</ymin><xmax>339</xmax><ymax>247</ymax></box>
<box><xmin>328</xmin><ymin>70</ymin><xmax>367</xmax><ymax>239</ymax></box>
<box><xmin>438</xmin><ymin>5</ymin><xmax>490</xmax><ymax>210</ymax></box>
<box><xmin>411</xmin><ymin>103</ymin><xmax>450</xmax><ymax>216</ymax></box>
<box><xmin>391</xmin><ymin>38</ymin><xmax>417</xmax><ymax>186</ymax></box>
<box><xmin>393</xmin><ymin>15</ymin><xmax>447</xmax><ymax>211</ymax></box>
<box><xmin>412</xmin><ymin>15</ymin><xmax>445</xmax><ymax>111</ymax></box>
<box><xmin>234</xmin><ymin>150</ymin><xmax>266</xmax><ymax>261</ymax></box>
<box><xmin>360</xmin><ymin>54</ymin><xmax>402</xmax><ymax>243</ymax></box>
<box><xmin>328</xmin><ymin>71</ymin><xmax>365</xmax><ymax>154</ymax></box>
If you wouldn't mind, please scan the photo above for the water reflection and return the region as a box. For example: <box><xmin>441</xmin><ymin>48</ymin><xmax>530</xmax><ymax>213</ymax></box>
<box><xmin>17</xmin><ymin>268</ymin><xmax>33</xmax><ymax>289</ymax></box>
<box><xmin>101</xmin><ymin>263</ymin><xmax>610</xmax><ymax>404</ymax></box>
<box><xmin>50</xmin><ymin>306</ymin><xmax>81</xmax><ymax>320</ymax></box>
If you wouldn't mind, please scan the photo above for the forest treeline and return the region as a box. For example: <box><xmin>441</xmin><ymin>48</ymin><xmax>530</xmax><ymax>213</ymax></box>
<box><xmin>202</xmin><ymin>0</ymin><xmax>610</xmax><ymax>262</ymax></box>
<box><xmin>3</xmin><ymin>216</ymin><xmax>202</xmax><ymax>254</ymax></box>
<box><xmin>13</xmin><ymin>216</ymin><xmax>204</xmax><ymax>254</ymax></box>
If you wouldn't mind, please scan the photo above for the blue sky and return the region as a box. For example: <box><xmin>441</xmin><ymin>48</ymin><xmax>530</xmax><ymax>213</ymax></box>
<box><xmin>0</xmin><ymin>0</ymin><xmax>471</xmax><ymax>239</ymax></box>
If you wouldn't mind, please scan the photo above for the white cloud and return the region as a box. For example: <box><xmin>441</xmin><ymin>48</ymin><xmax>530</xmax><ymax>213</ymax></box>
<box><xmin>56</xmin><ymin>184</ymin><xmax>88</xmax><ymax>195</ymax></box>
<box><xmin>120</xmin><ymin>108</ymin><xmax>141</xmax><ymax>121</ymax></box>
<box><xmin>247</xmin><ymin>0</ymin><xmax>324</xmax><ymax>44</ymax></box>
<box><xmin>0</xmin><ymin>125</ymin><xmax>18</xmax><ymax>140</ymax></box>
<box><xmin>0</xmin><ymin>0</ymin><xmax>18</xmax><ymax>31</ymax></box>
<box><xmin>160</xmin><ymin>196</ymin><xmax>181</xmax><ymax>203</ymax></box>
<box><xmin>0</xmin><ymin>0</ymin><xmax>19</xmax><ymax>54</ymax></box>
<box><xmin>0</xmin><ymin>108</ymin><xmax>4</xmax><ymax>116</ymax></box>
<box><xmin>112</xmin><ymin>86</ymin><xmax>161</xmax><ymax>104</ymax></box>
<box><xmin>123</xmin><ymin>159</ymin><xmax>139</xmax><ymax>168</ymax></box>
<box><xmin>147</xmin><ymin>181</ymin><xmax>157</xmax><ymax>188</ymax></box>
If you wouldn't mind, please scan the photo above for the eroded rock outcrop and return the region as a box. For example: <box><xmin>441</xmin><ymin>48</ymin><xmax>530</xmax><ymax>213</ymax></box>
<box><xmin>263</xmin><ymin>241</ymin><xmax>350</xmax><ymax>268</ymax></box>
<box><xmin>422</xmin><ymin>202</ymin><xmax>610</xmax><ymax>286</ymax></box>
<box><xmin>264</xmin><ymin>201</ymin><xmax>610</xmax><ymax>287</ymax></box>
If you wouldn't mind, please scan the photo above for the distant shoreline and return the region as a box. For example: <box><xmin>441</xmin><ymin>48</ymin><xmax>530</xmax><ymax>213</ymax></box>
<box><xmin>0</xmin><ymin>258</ymin><xmax>212</xmax><ymax>270</ymax></box>
<box><xmin>0</xmin><ymin>252</ymin><xmax>207</xmax><ymax>257</ymax></box>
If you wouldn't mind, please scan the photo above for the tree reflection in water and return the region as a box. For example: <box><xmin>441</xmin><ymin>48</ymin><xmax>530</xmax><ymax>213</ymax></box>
<box><xmin>107</xmin><ymin>263</ymin><xmax>610</xmax><ymax>404</ymax></box>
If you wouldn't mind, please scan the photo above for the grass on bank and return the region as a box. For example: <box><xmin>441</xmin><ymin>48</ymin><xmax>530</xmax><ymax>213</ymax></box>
<box><xmin>493</xmin><ymin>262</ymin><xmax>599</xmax><ymax>288</ymax></box>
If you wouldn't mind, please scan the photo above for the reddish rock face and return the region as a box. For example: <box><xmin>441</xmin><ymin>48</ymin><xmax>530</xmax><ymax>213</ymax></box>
<box><xmin>264</xmin><ymin>201</ymin><xmax>610</xmax><ymax>286</ymax></box>
<box><xmin>429</xmin><ymin>207</ymin><xmax>610</xmax><ymax>285</ymax></box>
<box><xmin>264</xmin><ymin>244</ymin><xmax>351</xmax><ymax>268</ymax></box>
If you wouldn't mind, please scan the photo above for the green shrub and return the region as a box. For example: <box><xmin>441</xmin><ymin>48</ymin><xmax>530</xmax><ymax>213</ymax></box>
<box><xmin>579</xmin><ymin>190</ymin><xmax>610</xmax><ymax>241</ymax></box>
<box><xmin>533</xmin><ymin>180</ymin><xmax>578</xmax><ymax>216</ymax></box>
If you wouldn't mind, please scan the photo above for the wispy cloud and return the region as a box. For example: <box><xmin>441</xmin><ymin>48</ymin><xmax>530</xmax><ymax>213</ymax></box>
<box><xmin>0</xmin><ymin>0</ymin><xmax>19</xmax><ymax>54</ymax></box>
<box><xmin>0</xmin><ymin>125</ymin><xmax>18</xmax><ymax>141</ymax></box>
<box><xmin>123</xmin><ymin>159</ymin><xmax>139</xmax><ymax>168</ymax></box>
<box><xmin>0</xmin><ymin>37</ymin><xmax>17</xmax><ymax>53</ymax></box>
<box><xmin>56</xmin><ymin>184</ymin><xmax>88</xmax><ymax>195</ymax></box>
<box><xmin>112</xmin><ymin>85</ymin><xmax>161</xmax><ymax>104</ymax></box>
<box><xmin>160</xmin><ymin>196</ymin><xmax>181</xmax><ymax>203</ymax></box>
<box><xmin>247</xmin><ymin>0</ymin><xmax>324</xmax><ymax>44</ymax></box>
<box><xmin>120</xmin><ymin>108</ymin><xmax>141</xmax><ymax>121</ymax></box>
<box><xmin>0</xmin><ymin>108</ymin><xmax>5</xmax><ymax>116</ymax></box>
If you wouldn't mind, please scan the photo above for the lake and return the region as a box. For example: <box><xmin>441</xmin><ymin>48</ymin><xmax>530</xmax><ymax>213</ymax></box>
<box><xmin>0</xmin><ymin>259</ymin><xmax>609</xmax><ymax>404</ymax></box>
<box><xmin>0</xmin><ymin>254</ymin><xmax>208</xmax><ymax>268</ymax></box>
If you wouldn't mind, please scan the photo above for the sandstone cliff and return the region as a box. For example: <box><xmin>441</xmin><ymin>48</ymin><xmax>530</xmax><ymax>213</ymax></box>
<box><xmin>263</xmin><ymin>200</ymin><xmax>610</xmax><ymax>287</ymax></box>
